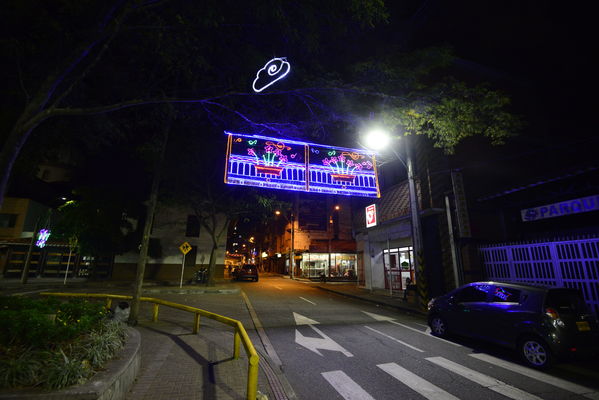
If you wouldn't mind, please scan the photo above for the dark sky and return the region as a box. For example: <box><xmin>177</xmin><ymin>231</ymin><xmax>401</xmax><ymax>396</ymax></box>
<box><xmin>400</xmin><ymin>1</ymin><xmax>597</xmax><ymax>194</ymax></box>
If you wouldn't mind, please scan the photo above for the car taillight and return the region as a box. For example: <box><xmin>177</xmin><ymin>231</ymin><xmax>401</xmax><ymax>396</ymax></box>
<box><xmin>545</xmin><ymin>307</ymin><xmax>566</xmax><ymax>327</ymax></box>
<box><xmin>545</xmin><ymin>307</ymin><xmax>559</xmax><ymax>319</ymax></box>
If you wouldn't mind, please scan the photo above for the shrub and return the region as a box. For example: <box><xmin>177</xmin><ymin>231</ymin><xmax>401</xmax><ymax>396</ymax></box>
<box><xmin>0</xmin><ymin>296</ymin><xmax>126</xmax><ymax>390</ymax></box>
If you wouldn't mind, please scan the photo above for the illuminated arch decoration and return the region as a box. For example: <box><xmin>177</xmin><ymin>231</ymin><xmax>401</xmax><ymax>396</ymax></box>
<box><xmin>252</xmin><ymin>57</ymin><xmax>290</xmax><ymax>93</ymax></box>
<box><xmin>224</xmin><ymin>132</ymin><xmax>380</xmax><ymax>198</ymax></box>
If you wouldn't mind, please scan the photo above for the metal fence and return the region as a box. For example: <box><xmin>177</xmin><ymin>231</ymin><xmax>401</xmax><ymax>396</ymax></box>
<box><xmin>480</xmin><ymin>238</ymin><xmax>599</xmax><ymax>317</ymax></box>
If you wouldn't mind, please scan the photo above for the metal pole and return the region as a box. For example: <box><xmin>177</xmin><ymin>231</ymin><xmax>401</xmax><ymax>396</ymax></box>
<box><xmin>405</xmin><ymin>136</ymin><xmax>424</xmax><ymax>301</ymax></box>
<box><xmin>63</xmin><ymin>248</ymin><xmax>73</xmax><ymax>285</ymax></box>
<box><xmin>179</xmin><ymin>253</ymin><xmax>186</xmax><ymax>288</ymax></box>
<box><xmin>387</xmin><ymin>238</ymin><xmax>392</xmax><ymax>296</ymax></box>
<box><xmin>290</xmin><ymin>213</ymin><xmax>295</xmax><ymax>279</ymax></box>
<box><xmin>445</xmin><ymin>194</ymin><xmax>461</xmax><ymax>288</ymax></box>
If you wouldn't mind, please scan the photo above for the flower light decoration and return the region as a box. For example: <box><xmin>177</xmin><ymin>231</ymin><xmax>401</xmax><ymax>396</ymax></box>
<box><xmin>247</xmin><ymin>140</ymin><xmax>291</xmax><ymax>176</ymax></box>
<box><xmin>224</xmin><ymin>132</ymin><xmax>380</xmax><ymax>198</ymax></box>
<box><xmin>321</xmin><ymin>150</ymin><xmax>373</xmax><ymax>183</ymax></box>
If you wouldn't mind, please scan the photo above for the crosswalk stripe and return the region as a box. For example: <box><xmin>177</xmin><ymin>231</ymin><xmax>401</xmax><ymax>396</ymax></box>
<box><xmin>378</xmin><ymin>363</ymin><xmax>460</xmax><ymax>400</ymax></box>
<box><xmin>426</xmin><ymin>356</ymin><xmax>543</xmax><ymax>400</ymax></box>
<box><xmin>364</xmin><ymin>326</ymin><xmax>425</xmax><ymax>352</ymax></box>
<box><xmin>469</xmin><ymin>353</ymin><xmax>599</xmax><ymax>400</ymax></box>
<box><xmin>321</xmin><ymin>370</ymin><xmax>375</xmax><ymax>400</ymax></box>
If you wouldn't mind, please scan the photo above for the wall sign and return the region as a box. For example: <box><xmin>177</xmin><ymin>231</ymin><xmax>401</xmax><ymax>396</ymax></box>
<box><xmin>521</xmin><ymin>194</ymin><xmax>599</xmax><ymax>221</ymax></box>
<box><xmin>365</xmin><ymin>204</ymin><xmax>377</xmax><ymax>227</ymax></box>
<box><xmin>224</xmin><ymin>132</ymin><xmax>380</xmax><ymax>198</ymax></box>
<box><xmin>252</xmin><ymin>57</ymin><xmax>290</xmax><ymax>93</ymax></box>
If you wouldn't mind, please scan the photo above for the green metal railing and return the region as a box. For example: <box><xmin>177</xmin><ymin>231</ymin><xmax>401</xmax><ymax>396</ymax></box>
<box><xmin>40</xmin><ymin>292</ymin><xmax>259</xmax><ymax>400</ymax></box>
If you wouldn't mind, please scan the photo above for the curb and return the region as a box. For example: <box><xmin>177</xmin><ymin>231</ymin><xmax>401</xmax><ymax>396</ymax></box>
<box><xmin>0</xmin><ymin>327</ymin><xmax>141</xmax><ymax>400</ymax></box>
<box><xmin>315</xmin><ymin>286</ymin><xmax>428</xmax><ymax>317</ymax></box>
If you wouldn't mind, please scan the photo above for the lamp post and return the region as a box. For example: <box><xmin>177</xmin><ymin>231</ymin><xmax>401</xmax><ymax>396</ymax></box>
<box><xmin>275</xmin><ymin>210</ymin><xmax>295</xmax><ymax>279</ymax></box>
<box><xmin>363</xmin><ymin>129</ymin><xmax>424</xmax><ymax>304</ymax></box>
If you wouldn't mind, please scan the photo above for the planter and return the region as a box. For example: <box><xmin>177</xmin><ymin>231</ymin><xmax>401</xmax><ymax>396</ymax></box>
<box><xmin>330</xmin><ymin>173</ymin><xmax>356</xmax><ymax>183</ymax></box>
<box><xmin>255</xmin><ymin>165</ymin><xmax>284</xmax><ymax>176</ymax></box>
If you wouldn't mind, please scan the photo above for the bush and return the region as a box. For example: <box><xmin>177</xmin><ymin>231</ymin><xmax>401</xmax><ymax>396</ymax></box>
<box><xmin>0</xmin><ymin>297</ymin><xmax>125</xmax><ymax>390</ymax></box>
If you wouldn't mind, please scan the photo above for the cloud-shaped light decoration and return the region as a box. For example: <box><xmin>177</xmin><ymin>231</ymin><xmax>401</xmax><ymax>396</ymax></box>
<box><xmin>252</xmin><ymin>57</ymin><xmax>290</xmax><ymax>93</ymax></box>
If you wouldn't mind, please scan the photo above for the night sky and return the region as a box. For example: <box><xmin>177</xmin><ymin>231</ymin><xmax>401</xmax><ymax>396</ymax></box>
<box><xmin>402</xmin><ymin>1</ymin><xmax>597</xmax><ymax>196</ymax></box>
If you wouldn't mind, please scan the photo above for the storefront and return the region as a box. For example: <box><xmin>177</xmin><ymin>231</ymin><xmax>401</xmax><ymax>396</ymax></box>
<box><xmin>298</xmin><ymin>252</ymin><xmax>357</xmax><ymax>280</ymax></box>
<box><xmin>382</xmin><ymin>246</ymin><xmax>414</xmax><ymax>291</ymax></box>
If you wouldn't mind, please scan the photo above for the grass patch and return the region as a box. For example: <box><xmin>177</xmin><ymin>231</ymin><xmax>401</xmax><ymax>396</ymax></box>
<box><xmin>0</xmin><ymin>296</ymin><xmax>126</xmax><ymax>390</ymax></box>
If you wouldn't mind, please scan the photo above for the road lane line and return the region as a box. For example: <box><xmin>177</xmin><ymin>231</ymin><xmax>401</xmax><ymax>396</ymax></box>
<box><xmin>299</xmin><ymin>296</ymin><xmax>316</xmax><ymax>305</ymax></box>
<box><xmin>378</xmin><ymin>363</ymin><xmax>459</xmax><ymax>400</ymax></box>
<box><xmin>469</xmin><ymin>353</ymin><xmax>599</xmax><ymax>400</ymax></box>
<box><xmin>364</xmin><ymin>326</ymin><xmax>424</xmax><ymax>352</ymax></box>
<box><xmin>321</xmin><ymin>370</ymin><xmax>375</xmax><ymax>400</ymax></box>
<box><xmin>273</xmin><ymin>285</ymin><xmax>283</xmax><ymax>290</ymax></box>
<box><xmin>426</xmin><ymin>356</ymin><xmax>543</xmax><ymax>400</ymax></box>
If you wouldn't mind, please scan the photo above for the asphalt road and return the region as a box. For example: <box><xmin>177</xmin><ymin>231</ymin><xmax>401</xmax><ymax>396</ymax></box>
<box><xmin>234</xmin><ymin>275</ymin><xmax>599</xmax><ymax>400</ymax></box>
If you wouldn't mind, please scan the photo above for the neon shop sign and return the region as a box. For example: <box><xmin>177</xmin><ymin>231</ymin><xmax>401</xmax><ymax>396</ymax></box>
<box><xmin>224</xmin><ymin>132</ymin><xmax>380</xmax><ymax>198</ymax></box>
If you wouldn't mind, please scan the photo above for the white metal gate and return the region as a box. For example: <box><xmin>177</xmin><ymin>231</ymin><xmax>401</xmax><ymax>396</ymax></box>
<box><xmin>480</xmin><ymin>238</ymin><xmax>599</xmax><ymax>317</ymax></box>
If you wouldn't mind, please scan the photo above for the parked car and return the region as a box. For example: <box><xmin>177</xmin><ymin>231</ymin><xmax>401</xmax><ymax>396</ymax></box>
<box><xmin>427</xmin><ymin>281</ymin><xmax>599</xmax><ymax>369</ymax></box>
<box><xmin>232</xmin><ymin>264</ymin><xmax>259</xmax><ymax>282</ymax></box>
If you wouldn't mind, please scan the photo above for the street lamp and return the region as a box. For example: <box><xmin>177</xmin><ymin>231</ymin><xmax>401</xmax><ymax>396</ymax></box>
<box><xmin>275</xmin><ymin>210</ymin><xmax>295</xmax><ymax>279</ymax></box>
<box><xmin>362</xmin><ymin>128</ymin><xmax>424</xmax><ymax>303</ymax></box>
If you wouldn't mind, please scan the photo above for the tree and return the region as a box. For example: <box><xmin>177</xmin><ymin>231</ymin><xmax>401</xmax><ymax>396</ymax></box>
<box><xmin>0</xmin><ymin>0</ymin><xmax>389</xmax><ymax>208</ymax></box>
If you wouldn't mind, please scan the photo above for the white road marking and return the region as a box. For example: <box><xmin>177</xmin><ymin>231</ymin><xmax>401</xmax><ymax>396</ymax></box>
<box><xmin>364</xmin><ymin>326</ymin><xmax>424</xmax><ymax>352</ymax></box>
<box><xmin>299</xmin><ymin>296</ymin><xmax>317</xmax><ymax>305</ymax></box>
<box><xmin>295</xmin><ymin>325</ymin><xmax>353</xmax><ymax>357</ymax></box>
<box><xmin>10</xmin><ymin>289</ymin><xmax>48</xmax><ymax>296</ymax></box>
<box><xmin>321</xmin><ymin>370</ymin><xmax>375</xmax><ymax>400</ymax></box>
<box><xmin>414</xmin><ymin>322</ymin><xmax>428</xmax><ymax>328</ymax></box>
<box><xmin>293</xmin><ymin>312</ymin><xmax>320</xmax><ymax>325</ymax></box>
<box><xmin>362</xmin><ymin>311</ymin><xmax>462</xmax><ymax>347</ymax></box>
<box><xmin>378</xmin><ymin>363</ymin><xmax>460</xmax><ymax>400</ymax></box>
<box><xmin>426</xmin><ymin>356</ymin><xmax>543</xmax><ymax>400</ymax></box>
<box><xmin>470</xmin><ymin>353</ymin><xmax>599</xmax><ymax>400</ymax></box>
<box><xmin>273</xmin><ymin>285</ymin><xmax>283</xmax><ymax>290</ymax></box>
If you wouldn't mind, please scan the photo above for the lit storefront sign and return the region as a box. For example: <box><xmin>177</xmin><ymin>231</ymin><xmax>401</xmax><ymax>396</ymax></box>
<box><xmin>521</xmin><ymin>194</ymin><xmax>599</xmax><ymax>222</ymax></box>
<box><xmin>365</xmin><ymin>204</ymin><xmax>377</xmax><ymax>227</ymax></box>
<box><xmin>36</xmin><ymin>229</ymin><xmax>51</xmax><ymax>248</ymax></box>
<box><xmin>224</xmin><ymin>132</ymin><xmax>380</xmax><ymax>197</ymax></box>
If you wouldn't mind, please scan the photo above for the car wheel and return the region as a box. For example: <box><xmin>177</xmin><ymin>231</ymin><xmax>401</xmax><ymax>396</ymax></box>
<box><xmin>430</xmin><ymin>315</ymin><xmax>448</xmax><ymax>337</ymax></box>
<box><xmin>254</xmin><ymin>277</ymin><xmax>259</xmax><ymax>282</ymax></box>
<box><xmin>519</xmin><ymin>337</ymin><xmax>553</xmax><ymax>369</ymax></box>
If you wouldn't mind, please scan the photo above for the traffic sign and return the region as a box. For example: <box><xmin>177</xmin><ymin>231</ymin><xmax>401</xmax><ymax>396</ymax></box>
<box><xmin>179</xmin><ymin>242</ymin><xmax>192</xmax><ymax>255</ymax></box>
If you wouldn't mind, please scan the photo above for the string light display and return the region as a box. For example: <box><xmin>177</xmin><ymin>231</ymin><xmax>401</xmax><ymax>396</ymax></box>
<box><xmin>224</xmin><ymin>132</ymin><xmax>380</xmax><ymax>197</ymax></box>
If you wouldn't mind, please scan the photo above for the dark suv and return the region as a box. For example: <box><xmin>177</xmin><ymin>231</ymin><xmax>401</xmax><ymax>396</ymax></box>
<box><xmin>427</xmin><ymin>281</ymin><xmax>599</xmax><ymax>368</ymax></box>
<box><xmin>232</xmin><ymin>264</ymin><xmax>259</xmax><ymax>282</ymax></box>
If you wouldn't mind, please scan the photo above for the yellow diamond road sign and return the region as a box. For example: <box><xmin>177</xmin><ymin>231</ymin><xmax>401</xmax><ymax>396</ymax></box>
<box><xmin>179</xmin><ymin>242</ymin><xmax>192</xmax><ymax>255</ymax></box>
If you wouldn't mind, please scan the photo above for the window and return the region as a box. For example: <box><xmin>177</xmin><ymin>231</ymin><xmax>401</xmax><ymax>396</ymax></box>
<box><xmin>491</xmin><ymin>286</ymin><xmax>521</xmax><ymax>303</ymax></box>
<box><xmin>185</xmin><ymin>215</ymin><xmax>200</xmax><ymax>237</ymax></box>
<box><xmin>0</xmin><ymin>214</ymin><xmax>18</xmax><ymax>228</ymax></box>
<box><xmin>455</xmin><ymin>285</ymin><xmax>490</xmax><ymax>303</ymax></box>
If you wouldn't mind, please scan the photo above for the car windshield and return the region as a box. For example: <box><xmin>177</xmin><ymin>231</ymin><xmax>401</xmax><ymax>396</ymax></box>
<box><xmin>545</xmin><ymin>289</ymin><xmax>589</xmax><ymax>315</ymax></box>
